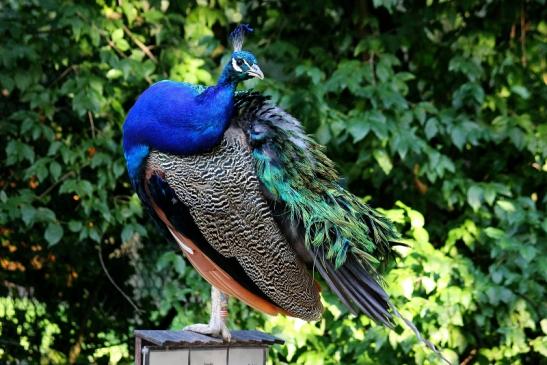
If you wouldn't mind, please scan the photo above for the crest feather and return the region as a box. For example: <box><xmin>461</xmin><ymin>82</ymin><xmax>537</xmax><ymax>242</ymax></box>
<box><xmin>229</xmin><ymin>24</ymin><xmax>253</xmax><ymax>51</ymax></box>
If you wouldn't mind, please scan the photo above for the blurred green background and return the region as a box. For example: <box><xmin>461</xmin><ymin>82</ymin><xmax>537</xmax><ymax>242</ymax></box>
<box><xmin>0</xmin><ymin>0</ymin><xmax>546</xmax><ymax>364</ymax></box>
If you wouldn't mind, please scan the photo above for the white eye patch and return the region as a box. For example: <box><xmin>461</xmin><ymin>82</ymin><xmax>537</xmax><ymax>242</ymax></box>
<box><xmin>232</xmin><ymin>58</ymin><xmax>243</xmax><ymax>72</ymax></box>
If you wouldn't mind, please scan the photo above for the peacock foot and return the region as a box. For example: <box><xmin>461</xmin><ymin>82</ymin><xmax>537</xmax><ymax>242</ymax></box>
<box><xmin>183</xmin><ymin>322</ymin><xmax>231</xmax><ymax>341</ymax></box>
<box><xmin>183</xmin><ymin>286</ymin><xmax>231</xmax><ymax>341</ymax></box>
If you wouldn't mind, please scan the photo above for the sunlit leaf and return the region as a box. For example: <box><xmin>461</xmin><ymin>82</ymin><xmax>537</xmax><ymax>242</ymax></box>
<box><xmin>373</xmin><ymin>149</ymin><xmax>393</xmax><ymax>174</ymax></box>
<box><xmin>467</xmin><ymin>186</ymin><xmax>483</xmax><ymax>211</ymax></box>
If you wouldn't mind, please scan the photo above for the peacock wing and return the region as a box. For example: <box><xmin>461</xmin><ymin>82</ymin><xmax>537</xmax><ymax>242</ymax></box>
<box><xmin>140</xmin><ymin>126</ymin><xmax>323</xmax><ymax>321</ymax></box>
<box><xmin>233</xmin><ymin>92</ymin><xmax>399</xmax><ymax>326</ymax></box>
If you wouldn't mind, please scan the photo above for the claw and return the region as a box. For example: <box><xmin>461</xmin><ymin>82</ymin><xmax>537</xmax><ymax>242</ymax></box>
<box><xmin>220</xmin><ymin>325</ymin><xmax>231</xmax><ymax>341</ymax></box>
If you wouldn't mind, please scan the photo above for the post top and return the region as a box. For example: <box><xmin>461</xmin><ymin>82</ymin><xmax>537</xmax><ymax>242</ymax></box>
<box><xmin>134</xmin><ymin>329</ymin><xmax>284</xmax><ymax>347</ymax></box>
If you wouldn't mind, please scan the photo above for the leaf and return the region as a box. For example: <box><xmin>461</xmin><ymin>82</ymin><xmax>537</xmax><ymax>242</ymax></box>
<box><xmin>5</xmin><ymin>140</ymin><xmax>35</xmax><ymax>165</ymax></box>
<box><xmin>424</xmin><ymin>117</ymin><xmax>438</xmax><ymax>139</ymax></box>
<box><xmin>315</xmin><ymin>124</ymin><xmax>331</xmax><ymax>145</ymax></box>
<box><xmin>511</xmin><ymin>85</ymin><xmax>530</xmax><ymax>99</ymax></box>
<box><xmin>497</xmin><ymin>200</ymin><xmax>515</xmax><ymax>212</ymax></box>
<box><xmin>520</xmin><ymin>246</ymin><xmax>537</xmax><ymax>263</ymax></box>
<box><xmin>79</xmin><ymin>180</ymin><xmax>94</xmax><ymax>196</ymax></box>
<box><xmin>324</xmin><ymin>60</ymin><xmax>365</xmax><ymax>93</ymax></box>
<box><xmin>467</xmin><ymin>186</ymin><xmax>483</xmax><ymax>211</ymax></box>
<box><xmin>400</xmin><ymin>277</ymin><xmax>414</xmax><ymax>299</ymax></box>
<box><xmin>48</xmin><ymin>141</ymin><xmax>62</xmax><ymax>156</ymax></box>
<box><xmin>422</xmin><ymin>277</ymin><xmax>436</xmax><ymax>294</ymax></box>
<box><xmin>408</xmin><ymin>209</ymin><xmax>425</xmax><ymax>228</ymax></box>
<box><xmin>348</xmin><ymin>120</ymin><xmax>370</xmax><ymax>142</ymax></box>
<box><xmin>14</xmin><ymin>72</ymin><xmax>31</xmax><ymax>91</ymax></box>
<box><xmin>121</xmin><ymin>2</ymin><xmax>138</xmax><ymax>25</ymax></box>
<box><xmin>373</xmin><ymin>149</ymin><xmax>393</xmax><ymax>174</ymax></box>
<box><xmin>376</xmin><ymin>61</ymin><xmax>390</xmax><ymax>82</ymax></box>
<box><xmin>451</xmin><ymin>125</ymin><xmax>466</xmax><ymax>150</ymax></box>
<box><xmin>68</xmin><ymin>220</ymin><xmax>82</xmax><ymax>232</ymax></box>
<box><xmin>484</xmin><ymin>227</ymin><xmax>504</xmax><ymax>239</ymax></box>
<box><xmin>49</xmin><ymin>161</ymin><xmax>62</xmax><ymax>180</ymax></box>
<box><xmin>45</xmin><ymin>223</ymin><xmax>64</xmax><ymax>246</ymax></box>
<box><xmin>35</xmin><ymin>208</ymin><xmax>56</xmax><ymax>222</ymax></box>
<box><xmin>367</xmin><ymin>111</ymin><xmax>388</xmax><ymax>140</ymax></box>
<box><xmin>21</xmin><ymin>205</ymin><xmax>36</xmax><ymax>226</ymax></box>
<box><xmin>483</xmin><ymin>186</ymin><xmax>496</xmax><ymax>205</ymax></box>
<box><xmin>413</xmin><ymin>227</ymin><xmax>429</xmax><ymax>242</ymax></box>
<box><xmin>121</xmin><ymin>225</ymin><xmax>134</xmax><ymax>243</ymax></box>
<box><xmin>414</xmin><ymin>106</ymin><xmax>426</xmax><ymax>125</ymax></box>
<box><xmin>111</xmin><ymin>28</ymin><xmax>124</xmax><ymax>41</ymax></box>
<box><xmin>491</xmin><ymin>269</ymin><xmax>503</xmax><ymax>284</ymax></box>
<box><xmin>59</xmin><ymin>179</ymin><xmax>79</xmax><ymax>194</ymax></box>
<box><xmin>295</xmin><ymin>65</ymin><xmax>324</xmax><ymax>84</ymax></box>
<box><xmin>35</xmin><ymin>160</ymin><xmax>49</xmax><ymax>182</ymax></box>
<box><xmin>113</xmin><ymin>162</ymin><xmax>126</xmax><ymax>178</ymax></box>
<box><xmin>106</xmin><ymin>69</ymin><xmax>123</xmax><ymax>80</ymax></box>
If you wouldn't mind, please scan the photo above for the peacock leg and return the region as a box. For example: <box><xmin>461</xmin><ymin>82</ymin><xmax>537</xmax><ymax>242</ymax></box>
<box><xmin>183</xmin><ymin>286</ymin><xmax>231</xmax><ymax>341</ymax></box>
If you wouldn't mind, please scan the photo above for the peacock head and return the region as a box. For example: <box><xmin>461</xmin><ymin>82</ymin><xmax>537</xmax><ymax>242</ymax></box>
<box><xmin>228</xmin><ymin>50</ymin><xmax>263</xmax><ymax>81</ymax></box>
<box><xmin>220</xmin><ymin>24</ymin><xmax>264</xmax><ymax>84</ymax></box>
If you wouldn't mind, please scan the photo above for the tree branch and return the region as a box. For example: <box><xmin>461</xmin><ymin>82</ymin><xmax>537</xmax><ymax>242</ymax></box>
<box><xmin>87</xmin><ymin>111</ymin><xmax>96</xmax><ymax>138</ymax></box>
<box><xmin>97</xmin><ymin>245</ymin><xmax>143</xmax><ymax>314</ymax></box>
<box><xmin>37</xmin><ymin>171</ymin><xmax>75</xmax><ymax>200</ymax></box>
<box><xmin>123</xmin><ymin>25</ymin><xmax>158</xmax><ymax>64</ymax></box>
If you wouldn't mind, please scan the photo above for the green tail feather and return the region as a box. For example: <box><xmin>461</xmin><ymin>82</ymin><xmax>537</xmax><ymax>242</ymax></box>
<box><xmin>246</xmin><ymin>98</ymin><xmax>399</xmax><ymax>271</ymax></box>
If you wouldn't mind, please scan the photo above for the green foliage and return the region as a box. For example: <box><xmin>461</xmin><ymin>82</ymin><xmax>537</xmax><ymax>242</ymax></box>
<box><xmin>1</xmin><ymin>0</ymin><xmax>545</xmax><ymax>364</ymax></box>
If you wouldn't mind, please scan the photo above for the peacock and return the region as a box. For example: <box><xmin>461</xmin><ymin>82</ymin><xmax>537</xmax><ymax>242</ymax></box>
<box><xmin>123</xmin><ymin>25</ymin><xmax>448</xmax><ymax>363</ymax></box>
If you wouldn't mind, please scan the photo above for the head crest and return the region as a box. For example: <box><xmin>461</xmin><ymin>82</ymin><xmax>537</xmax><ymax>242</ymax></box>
<box><xmin>229</xmin><ymin>24</ymin><xmax>253</xmax><ymax>51</ymax></box>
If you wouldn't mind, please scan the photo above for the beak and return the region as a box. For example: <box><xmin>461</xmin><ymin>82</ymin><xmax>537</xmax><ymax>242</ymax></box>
<box><xmin>247</xmin><ymin>64</ymin><xmax>264</xmax><ymax>80</ymax></box>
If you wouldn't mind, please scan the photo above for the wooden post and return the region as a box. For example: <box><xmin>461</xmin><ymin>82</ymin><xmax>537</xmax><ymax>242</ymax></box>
<box><xmin>134</xmin><ymin>330</ymin><xmax>284</xmax><ymax>365</ymax></box>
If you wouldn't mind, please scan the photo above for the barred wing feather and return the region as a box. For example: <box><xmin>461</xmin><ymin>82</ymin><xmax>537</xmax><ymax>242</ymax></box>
<box><xmin>141</xmin><ymin>127</ymin><xmax>323</xmax><ymax>321</ymax></box>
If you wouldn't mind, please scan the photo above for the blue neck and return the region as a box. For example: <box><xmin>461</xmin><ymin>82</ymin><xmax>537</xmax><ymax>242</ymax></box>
<box><xmin>123</xmin><ymin>68</ymin><xmax>239</xmax><ymax>182</ymax></box>
<box><xmin>217</xmin><ymin>66</ymin><xmax>239</xmax><ymax>86</ymax></box>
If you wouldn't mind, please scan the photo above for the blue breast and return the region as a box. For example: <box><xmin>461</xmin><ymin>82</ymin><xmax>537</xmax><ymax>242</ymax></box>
<box><xmin>122</xmin><ymin>80</ymin><xmax>235</xmax><ymax>181</ymax></box>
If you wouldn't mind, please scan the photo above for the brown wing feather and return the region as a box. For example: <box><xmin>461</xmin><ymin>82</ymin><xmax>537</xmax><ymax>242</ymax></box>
<box><xmin>146</xmin><ymin>127</ymin><xmax>323</xmax><ymax>320</ymax></box>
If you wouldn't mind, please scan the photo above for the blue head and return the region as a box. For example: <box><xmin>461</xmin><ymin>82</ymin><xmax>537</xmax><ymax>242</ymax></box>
<box><xmin>123</xmin><ymin>24</ymin><xmax>263</xmax><ymax>183</ymax></box>
<box><xmin>219</xmin><ymin>25</ymin><xmax>264</xmax><ymax>84</ymax></box>
<box><xmin>219</xmin><ymin>50</ymin><xmax>264</xmax><ymax>84</ymax></box>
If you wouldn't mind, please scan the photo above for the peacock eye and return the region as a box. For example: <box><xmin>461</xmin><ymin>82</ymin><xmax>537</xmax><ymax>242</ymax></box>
<box><xmin>236</xmin><ymin>58</ymin><xmax>244</xmax><ymax>66</ymax></box>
